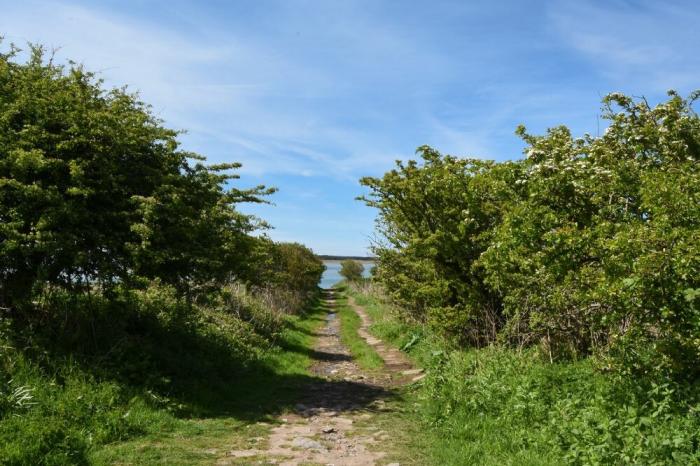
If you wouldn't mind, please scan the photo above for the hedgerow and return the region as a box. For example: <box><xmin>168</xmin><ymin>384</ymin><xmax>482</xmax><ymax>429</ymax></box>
<box><xmin>361</xmin><ymin>91</ymin><xmax>700</xmax><ymax>378</ymax></box>
<box><xmin>0</xmin><ymin>42</ymin><xmax>325</xmax><ymax>463</ymax></box>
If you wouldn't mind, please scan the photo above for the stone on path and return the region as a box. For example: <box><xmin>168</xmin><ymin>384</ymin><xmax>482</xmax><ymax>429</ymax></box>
<box><xmin>229</xmin><ymin>290</ymin><xmax>422</xmax><ymax>466</ymax></box>
<box><xmin>292</xmin><ymin>436</ymin><xmax>325</xmax><ymax>450</ymax></box>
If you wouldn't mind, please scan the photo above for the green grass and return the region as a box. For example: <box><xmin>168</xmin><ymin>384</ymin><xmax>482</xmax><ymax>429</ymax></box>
<box><xmin>343</xmin><ymin>285</ymin><xmax>700</xmax><ymax>465</ymax></box>
<box><xmin>0</xmin><ymin>289</ymin><xmax>329</xmax><ymax>465</ymax></box>
<box><xmin>349</xmin><ymin>289</ymin><xmax>439</xmax><ymax>368</ymax></box>
<box><xmin>343</xmin><ymin>286</ymin><xmax>555</xmax><ymax>464</ymax></box>
<box><xmin>89</xmin><ymin>298</ymin><xmax>328</xmax><ymax>465</ymax></box>
<box><xmin>332</xmin><ymin>289</ymin><xmax>384</xmax><ymax>370</ymax></box>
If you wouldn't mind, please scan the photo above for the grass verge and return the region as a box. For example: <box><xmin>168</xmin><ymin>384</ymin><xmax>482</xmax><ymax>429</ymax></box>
<box><xmin>349</xmin><ymin>289</ymin><xmax>439</xmax><ymax>368</ymax></box>
<box><xmin>332</xmin><ymin>287</ymin><xmax>383</xmax><ymax>371</ymax></box>
<box><xmin>344</xmin><ymin>285</ymin><xmax>700</xmax><ymax>465</ymax></box>
<box><xmin>0</xmin><ymin>288</ymin><xmax>328</xmax><ymax>465</ymax></box>
<box><xmin>89</xmin><ymin>298</ymin><xmax>328</xmax><ymax>465</ymax></box>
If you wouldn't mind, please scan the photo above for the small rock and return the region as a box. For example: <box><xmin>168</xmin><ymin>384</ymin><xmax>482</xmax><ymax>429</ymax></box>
<box><xmin>400</xmin><ymin>368</ymin><xmax>423</xmax><ymax>376</ymax></box>
<box><xmin>203</xmin><ymin>448</ymin><xmax>218</xmax><ymax>455</ymax></box>
<box><xmin>292</xmin><ymin>436</ymin><xmax>324</xmax><ymax>450</ymax></box>
<box><xmin>322</xmin><ymin>426</ymin><xmax>337</xmax><ymax>434</ymax></box>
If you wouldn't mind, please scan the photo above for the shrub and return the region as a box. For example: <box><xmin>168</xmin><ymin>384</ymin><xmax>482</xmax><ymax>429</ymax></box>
<box><xmin>360</xmin><ymin>147</ymin><xmax>524</xmax><ymax>345</ymax></box>
<box><xmin>362</xmin><ymin>91</ymin><xmax>700</xmax><ymax>376</ymax></box>
<box><xmin>247</xmin><ymin>240</ymin><xmax>324</xmax><ymax>313</ymax></box>
<box><xmin>339</xmin><ymin>260</ymin><xmax>365</xmax><ymax>282</ymax></box>
<box><xmin>0</xmin><ymin>42</ymin><xmax>272</xmax><ymax>311</ymax></box>
<box><xmin>0</xmin><ymin>41</ymin><xmax>322</xmax><ymax>464</ymax></box>
<box><xmin>480</xmin><ymin>92</ymin><xmax>700</xmax><ymax>377</ymax></box>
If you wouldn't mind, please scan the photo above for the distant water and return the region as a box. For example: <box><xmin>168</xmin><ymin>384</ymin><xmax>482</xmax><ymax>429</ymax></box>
<box><xmin>320</xmin><ymin>260</ymin><xmax>374</xmax><ymax>288</ymax></box>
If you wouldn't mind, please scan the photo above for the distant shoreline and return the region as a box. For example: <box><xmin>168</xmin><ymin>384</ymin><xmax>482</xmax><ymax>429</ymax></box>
<box><xmin>318</xmin><ymin>255</ymin><xmax>376</xmax><ymax>261</ymax></box>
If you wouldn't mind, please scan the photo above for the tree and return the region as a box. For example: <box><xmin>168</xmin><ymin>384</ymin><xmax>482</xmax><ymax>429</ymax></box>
<box><xmin>0</xmin><ymin>43</ymin><xmax>272</xmax><ymax>311</ymax></box>
<box><xmin>359</xmin><ymin>147</ymin><xmax>523</xmax><ymax>343</ymax></box>
<box><xmin>257</xmin><ymin>241</ymin><xmax>325</xmax><ymax>295</ymax></box>
<box><xmin>362</xmin><ymin>91</ymin><xmax>700</xmax><ymax>376</ymax></box>
<box><xmin>129</xmin><ymin>158</ymin><xmax>274</xmax><ymax>298</ymax></box>
<box><xmin>339</xmin><ymin>260</ymin><xmax>364</xmax><ymax>282</ymax></box>
<box><xmin>480</xmin><ymin>91</ymin><xmax>700</xmax><ymax>375</ymax></box>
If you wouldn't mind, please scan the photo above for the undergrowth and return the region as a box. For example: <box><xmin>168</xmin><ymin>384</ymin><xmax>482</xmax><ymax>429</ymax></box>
<box><xmin>0</xmin><ymin>284</ymin><xmax>327</xmax><ymax>465</ymax></box>
<box><xmin>346</xmin><ymin>284</ymin><xmax>700</xmax><ymax>465</ymax></box>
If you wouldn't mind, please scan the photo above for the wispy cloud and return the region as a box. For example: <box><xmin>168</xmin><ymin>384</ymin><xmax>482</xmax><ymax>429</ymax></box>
<box><xmin>2</xmin><ymin>0</ymin><xmax>481</xmax><ymax>180</ymax></box>
<box><xmin>548</xmin><ymin>0</ymin><xmax>700</xmax><ymax>90</ymax></box>
<box><xmin>4</xmin><ymin>0</ymin><xmax>698</xmax><ymax>254</ymax></box>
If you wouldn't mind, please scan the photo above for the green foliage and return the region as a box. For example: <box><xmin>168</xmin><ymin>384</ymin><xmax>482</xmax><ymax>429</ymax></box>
<box><xmin>260</xmin><ymin>241</ymin><xmax>325</xmax><ymax>298</ymax></box>
<box><xmin>0</xmin><ymin>42</ymin><xmax>326</xmax><ymax>464</ymax></box>
<box><xmin>360</xmin><ymin>149</ymin><xmax>523</xmax><ymax>345</ymax></box>
<box><xmin>338</xmin><ymin>259</ymin><xmax>365</xmax><ymax>282</ymax></box>
<box><xmin>358</xmin><ymin>92</ymin><xmax>700</xmax><ymax>463</ymax></box>
<box><xmin>0</xmin><ymin>283</ymin><xmax>326</xmax><ymax>464</ymax></box>
<box><xmin>348</xmin><ymin>285</ymin><xmax>700</xmax><ymax>465</ymax></box>
<box><xmin>481</xmin><ymin>92</ymin><xmax>700</xmax><ymax>377</ymax></box>
<box><xmin>0</xmin><ymin>43</ymin><xmax>272</xmax><ymax>310</ymax></box>
<box><xmin>361</xmin><ymin>91</ymin><xmax>700</xmax><ymax>378</ymax></box>
<box><xmin>419</xmin><ymin>346</ymin><xmax>700</xmax><ymax>465</ymax></box>
<box><xmin>241</xmin><ymin>240</ymin><xmax>325</xmax><ymax>314</ymax></box>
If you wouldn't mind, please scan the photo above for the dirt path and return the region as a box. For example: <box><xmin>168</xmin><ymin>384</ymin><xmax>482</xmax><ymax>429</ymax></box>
<box><xmin>348</xmin><ymin>296</ymin><xmax>425</xmax><ymax>385</ymax></box>
<box><xmin>219</xmin><ymin>289</ymin><xmax>422</xmax><ymax>466</ymax></box>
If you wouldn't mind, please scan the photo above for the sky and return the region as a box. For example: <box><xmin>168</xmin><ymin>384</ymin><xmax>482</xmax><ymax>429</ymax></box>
<box><xmin>2</xmin><ymin>0</ymin><xmax>699</xmax><ymax>255</ymax></box>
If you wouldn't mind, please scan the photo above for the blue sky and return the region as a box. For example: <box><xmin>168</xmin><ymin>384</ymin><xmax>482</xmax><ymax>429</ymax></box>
<box><xmin>3</xmin><ymin>0</ymin><xmax>699</xmax><ymax>255</ymax></box>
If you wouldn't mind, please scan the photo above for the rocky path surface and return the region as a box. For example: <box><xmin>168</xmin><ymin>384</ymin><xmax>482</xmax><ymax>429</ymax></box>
<box><xmin>219</xmin><ymin>289</ymin><xmax>421</xmax><ymax>466</ymax></box>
